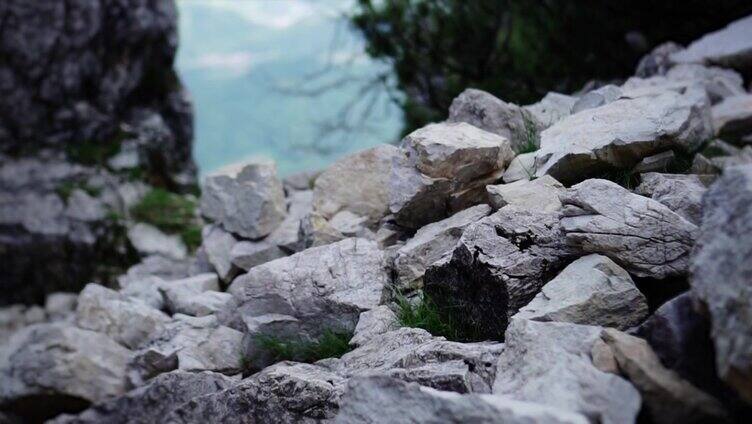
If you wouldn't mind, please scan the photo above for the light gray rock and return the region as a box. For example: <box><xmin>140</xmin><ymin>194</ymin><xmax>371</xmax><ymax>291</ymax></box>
<box><xmin>335</xmin><ymin>376</ymin><xmax>589</xmax><ymax>424</ymax></box>
<box><xmin>670</xmin><ymin>14</ymin><xmax>752</xmax><ymax>71</ymax></box>
<box><xmin>393</xmin><ymin>204</ymin><xmax>492</xmax><ymax>289</ymax></box>
<box><xmin>689</xmin><ymin>164</ymin><xmax>752</xmax><ymax>402</ymax></box>
<box><xmin>117</xmin><ymin>255</ymin><xmax>193</xmax><ymax>288</ymax></box>
<box><xmin>690</xmin><ymin>153</ymin><xmax>721</xmax><ymax>175</ymax></box>
<box><xmin>159</xmin><ymin>273</ymin><xmax>222</xmax><ymax>316</ymax></box>
<box><xmin>636</xmin><ymin>173</ymin><xmax>708</xmax><ymax>225</ymax></box>
<box><xmin>298</xmin><ymin>211</ymin><xmax>346</xmax><ymax>249</ymax></box>
<box><xmin>631</xmin><ymin>150</ymin><xmax>675</xmax><ymax>174</ymax></box>
<box><xmin>486</xmin><ymin>175</ymin><xmax>564</xmax><ymax>212</ymax></box>
<box><xmin>0</xmin><ymin>304</ymin><xmax>46</xmax><ymax>340</ymax></box>
<box><xmin>44</xmin><ymin>292</ymin><xmax>77</xmax><ymax>321</ymax></box>
<box><xmin>75</xmin><ymin>283</ymin><xmax>170</xmax><ymax>349</ymax></box>
<box><xmin>501</xmin><ymin>152</ymin><xmax>537</xmax><ymax>183</ymax></box>
<box><xmin>665</xmin><ymin>64</ymin><xmax>745</xmax><ymax>103</ymax></box>
<box><xmin>229</xmin><ymin>240</ymin><xmax>286</xmax><ymax>272</ymax></box>
<box><xmin>388</xmin><ymin>151</ymin><xmax>454</xmax><ymax>229</ymax></box>
<box><xmin>493</xmin><ymin>319</ymin><xmax>641</xmax><ymax>424</ymax></box>
<box><xmin>200</xmin><ymin>225</ymin><xmax>238</xmax><ymax>282</ymax></box>
<box><xmin>127</xmin><ymin>223</ymin><xmax>187</xmax><ymax>260</ymax></box>
<box><xmin>570</xmin><ymin>84</ymin><xmax>622</xmax><ymax>114</ymax></box>
<box><xmin>200</xmin><ymin>161</ymin><xmax>286</xmax><ymax>239</ymax></box>
<box><xmin>64</xmin><ymin>189</ymin><xmax>106</xmax><ymax>222</ymax></box>
<box><xmin>447</xmin><ymin>88</ymin><xmax>540</xmax><ymax>152</ymax></box>
<box><xmin>313</xmin><ymin>145</ymin><xmax>399</xmax><ymax>224</ymax></box>
<box><xmin>561</xmin><ymin>179</ymin><xmax>698</xmax><ymax>278</ymax></box>
<box><xmin>119</xmin><ymin>275</ymin><xmax>166</xmax><ymax>310</ymax></box>
<box><xmin>266</xmin><ymin>189</ymin><xmax>313</xmax><ymax>252</ymax></box>
<box><xmin>712</xmin><ymin>94</ymin><xmax>752</xmax><ymax>137</ymax></box>
<box><xmin>635</xmin><ymin>42</ymin><xmax>683</xmax><ymax>77</ymax></box>
<box><xmin>350</xmin><ymin>306</ymin><xmax>399</xmax><ymax>347</ymax></box>
<box><xmin>523</xmin><ymin>92</ymin><xmax>578</xmax><ymax>129</ymax></box>
<box><xmin>283</xmin><ymin>169</ymin><xmax>320</xmax><ymax>191</ymax></box>
<box><xmin>514</xmin><ymin>254</ymin><xmax>648</xmax><ymax>330</ymax></box>
<box><xmin>329</xmin><ymin>210</ymin><xmax>371</xmax><ymax>237</ymax></box>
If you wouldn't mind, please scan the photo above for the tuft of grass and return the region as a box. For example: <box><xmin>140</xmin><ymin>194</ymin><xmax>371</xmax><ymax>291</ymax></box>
<box><xmin>55</xmin><ymin>181</ymin><xmax>102</xmax><ymax>202</ymax></box>
<box><xmin>395</xmin><ymin>294</ymin><xmax>463</xmax><ymax>341</ymax></box>
<box><xmin>517</xmin><ymin>112</ymin><xmax>540</xmax><ymax>154</ymax></box>
<box><xmin>596</xmin><ymin>168</ymin><xmax>639</xmax><ymax>190</ymax></box>
<box><xmin>130</xmin><ymin>188</ymin><xmax>202</xmax><ymax>252</ymax></box>
<box><xmin>65</xmin><ymin>140</ymin><xmax>121</xmax><ymax>166</ymax></box>
<box><xmin>253</xmin><ymin>330</ymin><xmax>353</xmax><ymax>364</ymax></box>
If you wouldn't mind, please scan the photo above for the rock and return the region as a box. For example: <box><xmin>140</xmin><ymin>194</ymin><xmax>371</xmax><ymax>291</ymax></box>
<box><xmin>665</xmin><ymin>64</ymin><xmax>745</xmax><ymax>104</ymax></box>
<box><xmin>523</xmin><ymin>92</ymin><xmax>578</xmax><ymax>129</ymax></box>
<box><xmin>266</xmin><ymin>189</ymin><xmax>313</xmax><ymax>252</ymax></box>
<box><xmin>514</xmin><ymin>254</ymin><xmax>648</xmax><ymax>330</ymax></box>
<box><xmin>0</xmin><ymin>304</ymin><xmax>46</xmax><ymax>340</ymax></box>
<box><xmin>393</xmin><ymin>204</ymin><xmax>492</xmax><ymax>289</ymax></box>
<box><xmin>45</xmin><ymin>292</ymin><xmax>78</xmax><ymax>321</ymax></box>
<box><xmin>65</xmin><ymin>189</ymin><xmax>106</xmax><ymax>222</ymax></box>
<box><xmin>631</xmin><ymin>150</ymin><xmax>675</xmax><ymax>174</ymax></box>
<box><xmin>447</xmin><ymin>88</ymin><xmax>539</xmax><ymax>152</ymax></box>
<box><xmin>298</xmin><ymin>212</ymin><xmax>346</xmax><ymax>249</ymax></box>
<box><xmin>570</xmin><ymin>84</ymin><xmax>622</xmax><ymax>114</ymax></box>
<box><xmin>117</xmin><ymin>255</ymin><xmax>193</xmax><ymax>287</ymax></box>
<box><xmin>636</xmin><ymin>173</ymin><xmax>708</xmax><ymax>225</ymax></box>
<box><xmin>486</xmin><ymin>175</ymin><xmax>564</xmax><ymax>212</ymax></box>
<box><xmin>200</xmin><ymin>161</ymin><xmax>286</xmax><ymax>239</ymax></box>
<box><xmin>229</xmin><ymin>240</ymin><xmax>287</xmax><ymax>272</ymax></box>
<box><xmin>689</xmin><ymin>164</ymin><xmax>752</xmax><ymax>402</ymax></box>
<box><xmin>635</xmin><ymin>42</ymin><xmax>684</xmax><ymax>77</ymax></box>
<box><xmin>424</xmin><ymin>207</ymin><xmax>575</xmax><ymax>339</ymax></box>
<box><xmin>283</xmin><ymin>169</ymin><xmax>320</xmax><ymax>192</ymax></box>
<box><xmin>313</xmin><ymin>145</ymin><xmax>399</xmax><ymax>224</ymax></box>
<box><xmin>492</xmin><ymin>319</ymin><xmax>641</xmax><ymax>424</ymax></box>
<box><xmin>49</xmin><ymin>371</ymin><xmax>236</xmax><ymax>424</ymax></box>
<box><xmin>601</xmin><ymin>328</ymin><xmax>729</xmax><ymax>424</ymax></box>
<box><xmin>535</xmin><ymin>89</ymin><xmax>712</xmax><ymax>184</ymax></box>
<box><xmin>690</xmin><ymin>153</ymin><xmax>721</xmax><ymax>175</ymax></box>
<box><xmin>166</xmin><ymin>362</ymin><xmax>345</xmax><ymax>423</ymax></box>
<box><xmin>670</xmin><ymin>15</ymin><xmax>752</xmax><ymax>71</ymax></box>
<box><xmin>349</xmin><ymin>306</ymin><xmax>399</xmax><ymax>347</ymax></box>
<box><xmin>335</xmin><ymin>376</ymin><xmax>589</xmax><ymax>424</ymax></box>
<box><xmin>159</xmin><ymin>273</ymin><xmax>224</xmax><ymax>316</ymax></box>
<box><xmin>501</xmin><ymin>152</ymin><xmax>537</xmax><ymax>183</ymax></box>
<box><xmin>560</xmin><ymin>179</ymin><xmax>698</xmax><ymax>279</ymax></box>
<box><xmin>127</xmin><ymin>223</ymin><xmax>187</xmax><ymax>261</ymax></box>
<box><xmin>329</xmin><ymin>210</ymin><xmax>371</xmax><ymax>237</ymax></box>
<box><xmin>0</xmin><ymin>323</ymin><xmax>131</xmax><ymax>421</ymax></box>
<box><xmin>75</xmin><ymin>283</ymin><xmax>170</xmax><ymax>349</ymax></box>
<box><xmin>712</xmin><ymin>94</ymin><xmax>752</xmax><ymax>138</ymax></box>
<box><xmin>119</xmin><ymin>276</ymin><xmax>166</xmax><ymax>310</ymax></box>
<box><xmin>200</xmin><ymin>225</ymin><xmax>238</xmax><ymax>282</ymax></box>
<box><xmin>388</xmin><ymin>151</ymin><xmax>454</xmax><ymax>229</ymax></box>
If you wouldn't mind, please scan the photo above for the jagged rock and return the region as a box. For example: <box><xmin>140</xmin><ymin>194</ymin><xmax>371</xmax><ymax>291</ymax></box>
<box><xmin>229</xmin><ymin>240</ymin><xmax>286</xmax><ymax>272</ymax></box>
<box><xmin>49</xmin><ymin>371</ymin><xmax>236</xmax><ymax>424</ymax></box>
<box><xmin>690</xmin><ymin>153</ymin><xmax>721</xmax><ymax>175</ymax></box>
<box><xmin>514</xmin><ymin>254</ymin><xmax>648</xmax><ymax>330</ymax></box>
<box><xmin>535</xmin><ymin>89</ymin><xmax>712</xmax><ymax>184</ymax></box>
<box><xmin>631</xmin><ymin>150</ymin><xmax>675</xmax><ymax>174</ymax></box>
<box><xmin>501</xmin><ymin>152</ymin><xmax>536</xmax><ymax>183</ymax></box>
<box><xmin>127</xmin><ymin>223</ymin><xmax>187</xmax><ymax>260</ymax></box>
<box><xmin>486</xmin><ymin>175</ymin><xmax>564</xmax><ymax>212</ymax></box>
<box><xmin>313</xmin><ymin>145</ymin><xmax>399</xmax><ymax>224</ymax></box>
<box><xmin>75</xmin><ymin>283</ymin><xmax>170</xmax><ymax>349</ymax></box>
<box><xmin>424</xmin><ymin>207</ymin><xmax>575</xmax><ymax>339</ymax></box>
<box><xmin>388</xmin><ymin>151</ymin><xmax>454</xmax><ymax>229</ymax></box>
<box><xmin>664</xmin><ymin>64</ymin><xmax>745</xmax><ymax>104</ymax></box>
<box><xmin>298</xmin><ymin>211</ymin><xmax>346</xmax><ymax>249</ymax></box>
<box><xmin>393</xmin><ymin>204</ymin><xmax>492</xmax><ymax>289</ymax></box>
<box><xmin>119</xmin><ymin>276</ymin><xmax>166</xmax><ymax>310</ymax></box>
<box><xmin>690</xmin><ymin>164</ymin><xmax>752</xmax><ymax>402</ymax></box>
<box><xmin>159</xmin><ymin>273</ymin><xmax>225</xmax><ymax>317</ymax></box>
<box><xmin>166</xmin><ymin>362</ymin><xmax>345</xmax><ymax>423</ymax></box>
<box><xmin>335</xmin><ymin>376</ymin><xmax>589</xmax><ymax>424</ymax></box>
<box><xmin>266</xmin><ymin>189</ymin><xmax>313</xmax><ymax>252</ymax></box>
<box><xmin>523</xmin><ymin>92</ymin><xmax>578</xmax><ymax>129</ymax></box>
<box><xmin>45</xmin><ymin>292</ymin><xmax>78</xmax><ymax>321</ymax></box>
<box><xmin>447</xmin><ymin>88</ymin><xmax>539</xmax><ymax>152</ymax></box>
<box><xmin>560</xmin><ymin>179</ymin><xmax>698</xmax><ymax>278</ymax></box>
<box><xmin>0</xmin><ymin>323</ymin><xmax>131</xmax><ymax>421</ymax></box>
<box><xmin>636</xmin><ymin>42</ymin><xmax>683</xmax><ymax>77</ymax></box>
<box><xmin>200</xmin><ymin>225</ymin><xmax>238</xmax><ymax>282</ymax></box>
<box><xmin>601</xmin><ymin>328</ymin><xmax>729</xmax><ymax>424</ymax></box>
<box><xmin>350</xmin><ymin>306</ymin><xmax>399</xmax><ymax>347</ymax></box>
<box><xmin>570</xmin><ymin>84</ymin><xmax>622</xmax><ymax>114</ymax></box>
<box><xmin>670</xmin><ymin>15</ymin><xmax>752</xmax><ymax>71</ymax></box>
<box><xmin>712</xmin><ymin>94</ymin><xmax>752</xmax><ymax>138</ymax></box>
<box><xmin>329</xmin><ymin>210</ymin><xmax>371</xmax><ymax>237</ymax></box>
<box><xmin>636</xmin><ymin>173</ymin><xmax>708</xmax><ymax>225</ymax></box>
<box><xmin>492</xmin><ymin>319</ymin><xmax>641</xmax><ymax>424</ymax></box>
<box><xmin>200</xmin><ymin>161</ymin><xmax>286</xmax><ymax>239</ymax></box>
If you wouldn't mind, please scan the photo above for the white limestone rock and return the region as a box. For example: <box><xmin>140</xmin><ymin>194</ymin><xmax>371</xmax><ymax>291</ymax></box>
<box><xmin>349</xmin><ymin>305</ymin><xmax>399</xmax><ymax>347</ymax></box>
<box><xmin>127</xmin><ymin>223</ymin><xmax>187</xmax><ymax>260</ymax></box>
<box><xmin>200</xmin><ymin>224</ymin><xmax>238</xmax><ymax>282</ymax></box>
<box><xmin>636</xmin><ymin>173</ymin><xmax>708</xmax><ymax>225</ymax></box>
<box><xmin>712</xmin><ymin>94</ymin><xmax>752</xmax><ymax>137</ymax></box>
<box><xmin>523</xmin><ymin>92</ymin><xmax>578</xmax><ymax>129</ymax></box>
<box><xmin>670</xmin><ymin>14</ymin><xmax>752</xmax><ymax>71</ymax></box>
<box><xmin>486</xmin><ymin>175</ymin><xmax>564</xmax><ymax>212</ymax></box>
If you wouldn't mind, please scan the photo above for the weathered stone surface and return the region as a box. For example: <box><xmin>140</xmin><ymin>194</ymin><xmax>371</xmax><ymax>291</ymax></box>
<box><xmin>636</xmin><ymin>173</ymin><xmax>708</xmax><ymax>225</ymax></box>
<box><xmin>448</xmin><ymin>88</ymin><xmax>539</xmax><ymax>152</ymax></box>
<box><xmin>665</xmin><ymin>64</ymin><xmax>745</xmax><ymax>104</ymax></box>
<box><xmin>229</xmin><ymin>240</ymin><xmax>286</xmax><ymax>272</ymax></box>
<box><xmin>159</xmin><ymin>273</ymin><xmax>224</xmax><ymax>317</ymax></box>
<box><xmin>393</xmin><ymin>204</ymin><xmax>491</xmax><ymax>289</ymax></box>
<box><xmin>570</xmin><ymin>84</ymin><xmax>622</xmax><ymax>114</ymax></box>
<box><xmin>636</xmin><ymin>42</ymin><xmax>683</xmax><ymax>77</ymax></box>
<box><xmin>388</xmin><ymin>151</ymin><xmax>453</xmax><ymax>229</ymax></box>
<box><xmin>601</xmin><ymin>328</ymin><xmax>729</xmax><ymax>424</ymax></box>
<box><xmin>523</xmin><ymin>92</ymin><xmax>578</xmax><ymax>129</ymax></box>
<box><xmin>712</xmin><ymin>94</ymin><xmax>752</xmax><ymax>138</ymax></box>
<box><xmin>266</xmin><ymin>189</ymin><xmax>313</xmax><ymax>252</ymax></box>
<box><xmin>689</xmin><ymin>164</ymin><xmax>752</xmax><ymax>402</ymax></box>
<box><xmin>127</xmin><ymin>223</ymin><xmax>187</xmax><ymax>260</ymax></box>
<box><xmin>0</xmin><ymin>304</ymin><xmax>47</xmax><ymax>340</ymax></box>
<box><xmin>501</xmin><ymin>152</ymin><xmax>536</xmax><ymax>183</ymax></box>
<box><xmin>335</xmin><ymin>376</ymin><xmax>589</xmax><ymax>424</ymax></box>
<box><xmin>0</xmin><ymin>323</ymin><xmax>131</xmax><ymax>420</ymax></box>
<box><xmin>200</xmin><ymin>225</ymin><xmax>238</xmax><ymax>282</ymax></box>
<box><xmin>200</xmin><ymin>161</ymin><xmax>286</xmax><ymax>239</ymax></box>
<box><xmin>50</xmin><ymin>371</ymin><xmax>236</xmax><ymax>424</ymax></box>
<box><xmin>329</xmin><ymin>210</ymin><xmax>371</xmax><ymax>237</ymax></box>
<box><xmin>514</xmin><ymin>254</ymin><xmax>648</xmax><ymax>330</ymax></box>
<box><xmin>117</xmin><ymin>255</ymin><xmax>193</xmax><ymax>288</ymax></box>
<box><xmin>561</xmin><ymin>179</ymin><xmax>698</xmax><ymax>279</ymax></box>
<box><xmin>350</xmin><ymin>306</ymin><xmax>399</xmax><ymax>347</ymax></box>
<box><xmin>75</xmin><ymin>283</ymin><xmax>169</xmax><ymax>349</ymax></box>
<box><xmin>119</xmin><ymin>276</ymin><xmax>165</xmax><ymax>310</ymax></box>
<box><xmin>493</xmin><ymin>319</ymin><xmax>641</xmax><ymax>424</ymax></box>
<box><xmin>535</xmin><ymin>89</ymin><xmax>712</xmax><ymax>184</ymax></box>
<box><xmin>283</xmin><ymin>170</ymin><xmax>320</xmax><ymax>192</ymax></box>
<box><xmin>166</xmin><ymin>362</ymin><xmax>345</xmax><ymax>423</ymax></box>
<box><xmin>631</xmin><ymin>150</ymin><xmax>675</xmax><ymax>174</ymax></box>
<box><xmin>298</xmin><ymin>211</ymin><xmax>346</xmax><ymax>249</ymax></box>
<box><xmin>313</xmin><ymin>145</ymin><xmax>399</xmax><ymax>224</ymax></box>
<box><xmin>45</xmin><ymin>292</ymin><xmax>78</xmax><ymax>321</ymax></box>
<box><xmin>486</xmin><ymin>175</ymin><xmax>564</xmax><ymax>212</ymax></box>
<box><xmin>670</xmin><ymin>14</ymin><xmax>752</xmax><ymax>71</ymax></box>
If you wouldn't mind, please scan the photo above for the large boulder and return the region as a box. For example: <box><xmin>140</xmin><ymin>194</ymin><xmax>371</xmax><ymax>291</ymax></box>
<box><xmin>689</xmin><ymin>164</ymin><xmax>752</xmax><ymax>402</ymax></box>
<box><xmin>561</xmin><ymin>179</ymin><xmax>698</xmax><ymax>279</ymax></box>
<box><xmin>670</xmin><ymin>14</ymin><xmax>752</xmax><ymax>71</ymax></box>
<box><xmin>635</xmin><ymin>173</ymin><xmax>708</xmax><ymax>225</ymax></box>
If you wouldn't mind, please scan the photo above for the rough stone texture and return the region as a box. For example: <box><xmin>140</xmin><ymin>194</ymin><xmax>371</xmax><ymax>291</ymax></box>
<box><xmin>127</xmin><ymin>223</ymin><xmax>187</xmax><ymax>260</ymax></box>
<box><xmin>447</xmin><ymin>88</ymin><xmax>539</xmax><ymax>152</ymax></box>
<box><xmin>514</xmin><ymin>254</ymin><xmax>648</xmax><ymax>330</ymax></box>
<box><xmin>523</xmin><ymin>92</ymin><xmax>578</xmax><ymax>129</ymax></box>
<box><xmin>0</xmin><ymin>323</ymin><xmax>131</xmax><ymax>421</ymax></box>
<box><xmin>501</xmin><ymin>152</ymin><xmax>536</xmax><ymax>183</ymax></box>
<box><xmin>712</xmin><ymin>94</ymin><xmax>752</xmax><ymax>138</ymax></box>
<box><xmin>570</xmin><ymin>84</ymin><xmax>622</xmax><ymax>114</ymax></box>
<box><xmin>45</xmin><ymin>292</ymin><xmax>78</xmax><ymax>321</ymax></box>
<box><xmin>424</xmin><ymin>207</ymin><xmax>575</xmax><ymax>339</ymax></box>
<box><xmin>117</xmin><ymin>254</ymin><xmax>193</xmax><ymax>287</ymax></box>
<box><xmin>393</xmin><ymin>204</ymin><xmax>491</xmax><ymax>289</ymax></box>
<box><xmin>665</xmin><ymin>64</ymin><xmax>745</xmax><ymax>104</ymax></box>
<box><xmin>349</xmin><ymin>305</ymin><xmax>399</xmax><ymax>347</ymax></box>
<box><xmin>631</xmin><ymin>150</ymin><xmax>675</xmax><ymax>174</ymax></box>
<box><xmin>200</xmin><ymin>225</ymin><xmax>238</xmax><ymax>282</ymax></box>
<box><xmin>493</xmin><ymin>319</ymin><xmax>641</xmax><ymax>424</ymax></box>
<box><xmin>200</xmin><ymin>161</ymin><xmax>286</xmax><ymax>239</ymax></box>
<box><xmin>75</xmin><ymin>283</ymin><xmax>169</xmax><ymax>349</ymax></box>
<box><xmin>535</xmin><ymin>89</ymin><xmax>712</xmax><ymax>184</ymax></box>
<box><xmin>119</xmin><ymin>275</ymin><xmax>166</xmax><ymax>310</ymax></box>
<box><xmin>635</xmin><ymin>42</ymin><xmax>683</xmax><ymax>77</ymax></box>
<box><xmin>49</xmin><ymin>371</ymin><xmax>236</xmax><ymax>424</ymax></box>
<box><xmin>689</xmin><ymin>164</ymin><xmax>752</xmax><ymax>402</ymax></box>
<box><xmin>486</xmin><ymin>175</ymin><xmax>564</xmax><ymax>212</ymax></box>
<box><xmin>283</xmin><ymin>169</ymin><xmax>320</xmax><ymax>192</ymax></box>
<box><xmin>335</xmin><ymin>376</ymin><xmax>589</xmax><ymax>424</ymax></box>
<box><xmin>329</xmin><ymin>210</ymin><xmax>371</xmax><ymax>237</ymax></box>
<box><xmin>166</xmin><ymin>362</ymin><xmax>345</xmax><ymax>424</ymax></box>
<box><xmin>636</xmin><ymin>173</ymin><xmax>708</xmax><ymax>225</ymax></box>
<box><xmin>670</xmin><ymin>14</ymin><xmax>752</xmax><ymax>71</ymax></box>
<box><xmin>298</xmin><ymin>211</ymin><xmax>346</xmax><ymax>249</ymax></box>
<box><xmin>0</xmin><ymin>304</ymin><xmax>48</xmax><ymax>340</ymax></box>
<box><xmin>601</xmin><ymin>328</ymin><xmax>729</xmax><ymax>424</ymax></box>
<box><xmin>158</xmin><ymin>273</ymin><xmax>222</xmax><ymax>316</ymax></box>
<box><xmin>229</xmin><ymin>240</ymin><xmax>286</xmax><ymax>272</ymax></box>
<box><xmin>266</xmin><ymin>189</ymin><xmax>313</xmax><ymax>252</ymax></box>
<box><xmin>561</xmin><ymin>179</ymin><xmax>698</xmax><ymax>279</ymax></box>
<box><xmin>313</xmin><ymin>145</ymin><xmax>399</xmax><ymax>224</ymax></box>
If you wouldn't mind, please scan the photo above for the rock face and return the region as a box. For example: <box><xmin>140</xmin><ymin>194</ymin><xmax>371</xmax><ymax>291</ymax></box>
<box><xmin>561</xmin><ymin>179</ymin><xmax>698</xmax><ymax>279</ymax></box>
<box><xmin>335</xmin><ymin>376</ymin><xmax>589</xmax><ymax>424</ymax></box>
<box><xmin>636</xmin><ymin>173</ymin><xmax>708</xmax><ymax>225</ymax></box>
<box><xmin>486</xmin><ymin>175</ymin><xmax>564</xmax><ymax>212</ymax></box>
<box><xmin>689</xmin><ymin>164</ymin><xmax>752</xmax><ymax>402</ymax></box>
<box><xmin>670</xmin><ymin>15</ymin><xmax>752</xmax><ymax>71</ymax></box>
<box><xmin>447</xmin><ymin>88</ymin><xmax>539</xmax><ymax>152</ymax></box>
<box><xmin>0</xmin><ymin>323</ymin><xmax>131</xmax><ymax>421</ymax></box>
<box><xmin>200</xmin><ymin>161</ymin><xmax>286</xmax><ymax>239</ymax></box>
<box><xmin>514</xmin><ymin>254</ymin><xmax>648</xmax><ymax>330</ymax></box>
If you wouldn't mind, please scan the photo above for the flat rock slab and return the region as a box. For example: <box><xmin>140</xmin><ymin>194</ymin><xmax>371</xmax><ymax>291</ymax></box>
<box><xmin>670</xmin><ymin>14</ymin><xmax>752</xmax><ymax>71</ymax></box>
<box><xmin>486</xmin><ymin>175</ymin><xmax>564</xmax><ymax>212</ymax></box>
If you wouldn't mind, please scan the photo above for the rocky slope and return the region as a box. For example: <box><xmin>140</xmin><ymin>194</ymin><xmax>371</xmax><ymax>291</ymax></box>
<box><xmin>3</xmin><ymin>12</ymin><xmax>752</xmax><ymax>424</ymax></box>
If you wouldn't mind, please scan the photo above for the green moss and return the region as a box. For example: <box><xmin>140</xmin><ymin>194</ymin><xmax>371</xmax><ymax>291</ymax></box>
<box><xmin>130</xmin><ymin>188</ymin><xmax>201</xmax><ymax>253</ymax></box>
<box><xmin>253</xmin><ymin>330</ymin><xmax>353</xmax><ymax>364</ymax></box>
<box><xmin>180</xmin><ymin>226</ymin><xmax>203</xmax><ymax>253</ymax></box>
<box><xmin>55</xmin><ymin>181</ymin><xmax>102</xmax><ymax>202</ymax></box>
<box><xmin>395</xmin><ymin>293</ymin><xmax>468</xmax><ymax>341</ymax></box>
<box><xmin>65</xmin><ymin>140</ymin><xmax>121</xmax><ymax>166</ymax></box>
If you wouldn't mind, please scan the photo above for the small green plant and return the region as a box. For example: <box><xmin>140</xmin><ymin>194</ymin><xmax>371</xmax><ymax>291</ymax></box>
<box><xmin>130</xmin><ymin>188</ymin><xmax>202</xmax><ymax>252</ymax></box>
<box><xmin>395</xmin><ymin>294</ymin><xmax>461</xmax><ymax>340</ymax></box>
<box><xmin>517</xmin><ymin>112</ymin><xmax>540</xmax><ymax>154</ymax></box>
<box><xmin>65</xmin><ymin>140</ymin><xmax>121</xmax><ymax>166</ymax></box>
<box><xmin>253</xmin><ymin>330</ymin><xmax>353</xmax><ymax>364</ymax></box>
<box><xmin>55</xmin><ymin>181</ymin><xmax>102</xmax><ymax>202</ymax></box>
<box><xmin>596</xmin><ymin>168</ymin><xmax>639</xmax><ymax>190</ymax></box>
